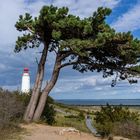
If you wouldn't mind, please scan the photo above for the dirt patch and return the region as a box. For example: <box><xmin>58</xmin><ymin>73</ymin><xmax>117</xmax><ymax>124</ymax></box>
<box><xmin>20</xmin><ymin>123</ymin><xmax>131</xmax><ymax>140</ymax></box>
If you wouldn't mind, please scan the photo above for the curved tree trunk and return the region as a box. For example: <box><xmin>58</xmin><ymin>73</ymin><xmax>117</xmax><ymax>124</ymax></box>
<box><xmin>33</xmin><ymin>55</ymin><xmax>61</xmax><ymax>121</ymax></box>
<box><xmin>24</xmin><ymin>44</ymin><xmax>49</xmax><ymax>122</ymax></box>
<box><xmin>23</xmin><ymin>71</ymin><xmax>41</xmax><ymax>121</ymax></box>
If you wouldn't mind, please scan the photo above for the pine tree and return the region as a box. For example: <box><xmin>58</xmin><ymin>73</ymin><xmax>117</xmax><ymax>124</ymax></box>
<box><xmin>15</xmin><ymin>6</ymin><xmax>140</xmax><ymax>122</ymax></box>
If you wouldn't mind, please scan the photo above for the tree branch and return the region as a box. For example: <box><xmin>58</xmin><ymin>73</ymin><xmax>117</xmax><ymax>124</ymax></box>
<box><xmin>24</xmin><ymin>25</ymin><xmax>35</xmax><ymax>34</ymax></box>
<box><xmin>59</xmin><ymin>51</ymin><xmax>72</xmax><ymax>61</ymax></box>
<box><xmin>60</xmin><ymin>61</ymin><xmax>78</xmax><ymax>68</ymax></box>
<box><xmin>60</xmin><ymin>59</ymin><xmax>140</xmax><ymax>76</ymax></box>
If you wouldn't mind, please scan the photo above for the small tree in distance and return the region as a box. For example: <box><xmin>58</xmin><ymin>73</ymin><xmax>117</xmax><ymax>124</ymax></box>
<box><xmin>15</xmin><ymin>5</ymin><xmax>140</xmax><ymax>122</ymax></box>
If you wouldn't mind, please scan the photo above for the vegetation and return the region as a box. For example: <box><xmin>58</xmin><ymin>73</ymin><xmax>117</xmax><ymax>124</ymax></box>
<box><xmin>15</xmin><ymin>5</ymin><xmax>140</xmax><ymax>123</ymax></box>
<box><xmin>78</xmin><ymin>111</ymin><xmax>85</xmax><ymax>120</ymax></box>
<box><xmin>0</xmin><ymin>89</ymin><xmax>27</xmax><ymax>139</ymax></box>
<box><xmin>0</xmin><ymin>88</ymin><xmax>57</xmax><ymax>139</ymax></box>
<box><xmin>0</xmin><ymin>89</ymin><xmax>25</xmax><ymax>128</ymax></box>
<box><xmin>94</xmin><ymin>104</ymin><xmax>140</xmax><ymax>139</ymax></box>
<box><xmin>14</xmin><ymin>90</ymin><xmax>31</xmax><ymax>107</ymax></box>
<box><xmin>113</xmin><ymin>121</ymin><xmax>140</xmax><ymax>139</ymax></box>
<box><xmin>0</xmin><ymin>88</ymin><xmax>140</xmax><ymax>139</ymax></box>
<box><xmin>41</xmin><ymin>103</ymin><xmax>56</xmax><ymax>125</ymax></box>
<box><xmin>55</xmin><ymin>113</ymin><xmax>89</xmax><ymax>133</ymax></box>
<box><xmin>49</xmin><ymin>101</ymin><xmax>88</xmax><ymax>132</ymax></box>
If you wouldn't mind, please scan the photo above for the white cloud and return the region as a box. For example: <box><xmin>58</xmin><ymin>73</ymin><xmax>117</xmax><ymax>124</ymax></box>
<box><xmin>0</xmin><ymin>0</ymin><xmax>49</xmax><ymax>51</ymax></box>
<box><xmin>52</xmin><ymin>76</ymin><xmax>97</xmax><ymax>93</ymax></box>
<box><xmin>112</xmin><ymin>2</ymin><xmax>140</xmax><ymax>32</ymax></box>
<box><xmin>52</xmin><ymin>0</ymin><xmax>121</xmax><ymax>18</ymax></box>
<box><xmin>0</xmin><ymin>0</ymin><xmax>121</xmax><ymax>51</ymax></box>
<box><xmin>78</xmin><ymin>76</ymin><xmax>96</xmax><ymax>86</ymax></box>
<box><xmin>0</xmin><ymin>0</ymin><xmax>26</xmax><ymax>48</ymax></box>
<box><xmin>27</xmin><ymin>1</ymin><xmax>49</xmax><ymax>16</ymax></box>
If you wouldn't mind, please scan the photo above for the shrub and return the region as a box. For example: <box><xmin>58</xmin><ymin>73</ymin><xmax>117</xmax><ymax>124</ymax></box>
<box><xmin>42</xmin><ymin>103</ymin><xmax>56</xmax><ymax>125</ymax></box>
<box><xmin>13</xmin><ymin>90</ymin><xmax>31</xmax><ymax>106</ymax></box>
<box><xmin>0</xmin><ymin>89</ymin><xmax>25</xmax><ymax>129</ymax></box>
<box><xmin>95</xmin><ymin>121</ymin><xmax>114</xmax><ymax>136</ymax></box>
<box><xmin>65</xmin><ymin>115</ymin><xmax>78</xmax><ymax>119</ymax></box>
<box><xmin>94</xmin><ymin>104</ymin><xmax>140</xmax><ymax>137</ymax></box>
<box><xmin>64</xmin><ymin>111</ymin><xmax>85</xmax><ymax>121</ymax></box>
<box><xmin>113</xmin><ymin>121</ymin><xmax>140</xmax><ymax>139</ymax></box>
<box><xmin>47</xmin><ymin>96</ymin><xmax>54</xmax><ymax>104</ymax></box>
<box><xmin>78</xmin><ymin>111</ymin><xmax>85</xmax><ymax>120</ymax></box>
<box><xmin>14</xmin><ymin>91</ymin><xmax>55</xmax><ymax>125</ymax></box>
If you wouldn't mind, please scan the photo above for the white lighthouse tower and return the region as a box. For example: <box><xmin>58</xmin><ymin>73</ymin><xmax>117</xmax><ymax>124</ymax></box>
<box><xmin>21</xmin><ymin>68</ymin><xmax>30</xmax><ymax>93</ymax></box>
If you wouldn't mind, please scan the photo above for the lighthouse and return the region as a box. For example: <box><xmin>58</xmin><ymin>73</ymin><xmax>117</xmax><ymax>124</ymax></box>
<box><xmin>21</xmin><ymin>68</ymin><xmax>30</xmax><ymax>93</ymax></box>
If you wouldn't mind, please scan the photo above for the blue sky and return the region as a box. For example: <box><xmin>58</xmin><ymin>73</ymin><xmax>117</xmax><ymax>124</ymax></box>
<box><xmin>0</xmin><ymin>0</ymin><xmax>140</xmax><ymax>99</ymax></box>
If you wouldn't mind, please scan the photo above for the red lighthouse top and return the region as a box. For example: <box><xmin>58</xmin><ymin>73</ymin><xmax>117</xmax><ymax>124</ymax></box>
<box><xmin>23</xmin><ymin>68</ymin><xmax>29</xmax><ymax>73</ymax></box>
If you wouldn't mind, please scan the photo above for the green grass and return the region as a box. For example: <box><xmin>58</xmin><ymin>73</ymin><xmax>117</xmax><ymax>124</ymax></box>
<box><xmin>54</xmin><ymin>114</ymin><xmax>90</xmax><ymax>133</ymax></box>
<box><xmin>53</xmin><ymin>102</ymin><xmax>91</xmax><ymax>133</ymax></box>
<box><xmin>54</xmin><ymin>103</ymin><xmax>140</xmax><ymax>135</ymax></box>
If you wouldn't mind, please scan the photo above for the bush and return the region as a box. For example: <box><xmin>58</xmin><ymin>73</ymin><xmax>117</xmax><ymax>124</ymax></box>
<box><xmin>0</xmin><ymin>88</ymin><xmax>56</xmax><ymax>139</ymax></box>
<box><xmin>14</xmin><ymin>91</ymin><xmax>56</xmax><ymax>125</ymax></box>
<box><xmin>78</xmin><ymin>111</ymin><xmax>85</xmax><ymax>120</ymax></box>
<box><xmin>94</xmin><ymin>104</ymin><xmax>140</xmax><ymax>137</ymax></box>
<box><xmin>42</xmin><ymin>103</ymin><xmax>56</xmax><ymax>125</ymax></box>
<box><xmin>0</xmin><ymin>89</ymin><xmax>25</xmax><ymax>129</ymax></box>
<box><xmin>14</xmin><ymin>90</ymin><xmax>31</xmax><ymax>106</ymax></box>
<box><xmin>47</xmin><ymin>96</ymin><xmax>54</xmax><ymax>104</ymax></box>
<box><xmin>65</xmin><ymin>115</ymin><xmax>78</xmax><ymax>119</ymax></box>
<box><xmin>64</xmin><ymin>111</ymin><xmax>85</xmax><ymax>121</ymax></box>
<box><xmin>113</xmin><ymin>121</ymin><xmax>140</xmax><ymax>139</ymax></box>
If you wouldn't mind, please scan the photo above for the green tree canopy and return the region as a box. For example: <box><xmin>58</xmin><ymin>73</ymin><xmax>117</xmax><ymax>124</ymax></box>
<box><xmin>15</xmin><ymin>5</ymin><xmax>140</xmax><ymax>122</ymax></box>
<box><xmin>15</xmin><ymin>6</ymin><xmax>140</xmax><ymax>81</ymax></box>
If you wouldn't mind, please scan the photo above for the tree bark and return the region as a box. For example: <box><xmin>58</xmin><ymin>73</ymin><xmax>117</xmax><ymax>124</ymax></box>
<box><xmin>23</xmin><ymin>43</ymin><xmax>49</xmax><ymax>122</ymax></box>
<box><xmin>33</xmin><ymin>55</ymin><xmax>61</xmax><ymax>121</ymax></box>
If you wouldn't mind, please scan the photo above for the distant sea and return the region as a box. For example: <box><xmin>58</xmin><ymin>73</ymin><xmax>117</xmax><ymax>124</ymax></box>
<box><xmin>55</xmin><ymin>99</ymin><xmax>140</xmax><ymax>106</ymax></box>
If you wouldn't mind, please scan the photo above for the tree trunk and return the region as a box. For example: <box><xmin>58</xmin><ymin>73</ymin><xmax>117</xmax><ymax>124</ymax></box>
<box><xmin>33</xmin><ymin>55</ymin><xmax>61</xmax><ymax>121</ymax></box>
<box><xmin>23</xmin><ymin>71</ymin><xmax>40</xmax><ymax>121</ymax></box>
<box><xmin>23</xmin><ymin>44</ymin><xmax>48</xmax><ymax>122</ymax></box>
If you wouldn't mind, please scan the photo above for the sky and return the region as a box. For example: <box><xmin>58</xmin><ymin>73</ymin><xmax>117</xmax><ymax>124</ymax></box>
<box><xmin>0</xmin><ymin>0</ymin><xmax>140</xmax><ymax>99</ymax></box>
